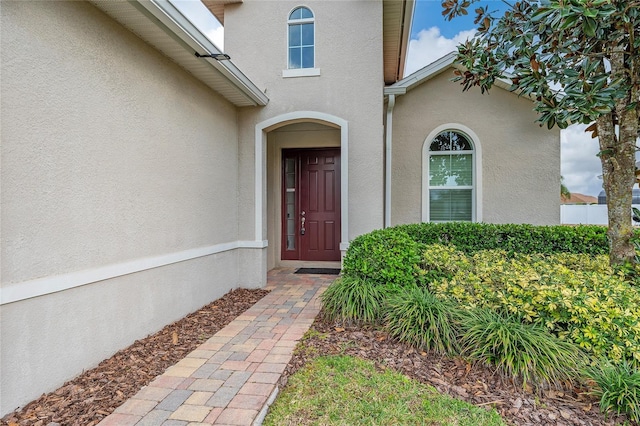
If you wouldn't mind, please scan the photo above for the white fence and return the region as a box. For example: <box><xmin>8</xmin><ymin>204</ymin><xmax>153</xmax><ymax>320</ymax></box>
<box><xmin>561</xmin><ymin>204</ymin><xmax>640</xmax><ymax>225</ymax></box>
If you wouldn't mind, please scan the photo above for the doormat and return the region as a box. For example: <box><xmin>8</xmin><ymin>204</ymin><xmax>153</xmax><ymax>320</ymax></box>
<box><xmin>295</xmin><ymin>268</ymin><xmax>341</xmax><ymax>275</ymax></box>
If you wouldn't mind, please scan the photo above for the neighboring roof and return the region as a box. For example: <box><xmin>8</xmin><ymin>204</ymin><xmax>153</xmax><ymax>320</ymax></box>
<box><xmin>384</xmin><ymin>51</ymin><xmax>517</xmax><ymax>96</ymax></box>
<box><xmin>382</xmin><ymin>0</ymin><xmax>415</xmax><ymax>85</ymax></box>
<box><xmin>202</xmin><ymin>0</ymin><xmax>242</xmax><ymax>25</ymax></box>
<box><xmin>90</xmin><ymin>0</ymin><xmax>267</xmax><ymax>107</ymax></box>
<box><xmin>561</xmin><ymin>193</ymin><xmax>598</xmax><ymax>204</ymax></box>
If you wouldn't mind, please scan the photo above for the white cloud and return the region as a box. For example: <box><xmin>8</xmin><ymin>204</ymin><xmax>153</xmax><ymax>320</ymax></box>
<box><xmin>205</xmin><ymin>26</ymin><xmax>225</xmax><ymax>51</ymax></box>
<box><xmin>170</xmin><ymin>0</ymin><xmax>224</xmax><ymax>51</ymax></box>
<box><xmin>561</xmin><ymin>124</ymin><xmax>603</xmax><ymax>197</ymax></box>
<box><xmin>404</xmin><ymin>27</ymin><xmax>476</xmax><ymax>76</ymax></box>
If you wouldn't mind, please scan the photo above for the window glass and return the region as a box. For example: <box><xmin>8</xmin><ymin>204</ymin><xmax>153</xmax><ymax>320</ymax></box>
<box><xmin>430</xmin><ymin>131</ymin><xmax>472</xmax><ymax>151</ymax></box>
<box><xmin>289</xmin><ymin>6</ymin><xmax>313</xmax><ymax>20</ymax></box>
<box><xmin>288</xmin><ymin>7</ymin><xmax>314</xmax><ymax>69</ymax></box>
<box><xmin>429</xmin><ymin>154</ymin><xmax>472</xmax><ymax>186</ymax></box>
<box><xmin>427</xmin><ymin>130</ymin><xmax>475</xmax><ymax>222</ymax></box>
<box><xmin>301</xmin><ymin>23</ymin><xmax>314</xmax><ymax>45</ymax></box>
<box><xmin>430</xmin><ymin>189</ymin><xmax>473</xmax><ymax>221</ymax></box>
<box><xmin>289</xmin><ymin>25</ymin><xmax>301</xmax><ymax>47</ymax></box>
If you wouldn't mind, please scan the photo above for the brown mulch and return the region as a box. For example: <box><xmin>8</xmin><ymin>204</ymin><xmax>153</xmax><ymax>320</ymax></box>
<box><xmin>1</xmin><ymin>288</ymin><xmax>269</xmax><ymax>426</ymax></box>
<box><xmin>280</xmin><ymin>317</ymin><xmax>630</xmax><ymax>426</ymax></box>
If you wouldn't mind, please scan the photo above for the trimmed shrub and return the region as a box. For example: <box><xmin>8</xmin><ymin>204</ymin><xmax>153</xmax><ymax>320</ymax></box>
<box><xmin>385</xmin><ymin>286</ymin><xmax>461</xmax><ymax>355</ymax></box>
<box><xmin>342</xmin><ymin>229</ymin><xmax>422</xmax><ymax>287</ymax></box>
<box><xmin>430</xmin><ymin>250</ymin><xmax>640</xmax><ymax>365</ymax></box>
<box><xmin>419</xmin><ymin>244</ymin><xmax>471</xmax><ymax>285</ymax></box>
<box><xmin>321</xmin><ymin>276</ymin><xmax>392</xmax><ymax>324</ymax></box>
<box><xmin>394</xmin><ymin>222</ymin><xmax>610</xmax><ymax>255</ymax></box>
<box><xmin>585</xmin><ymin>361</ymin><xmax>640</xmax><ymax>423</ymax></box>
<box><xmin>459</xmin><ymin>308</ymin><xmax>585</xmax><ymax>389</ymax></box>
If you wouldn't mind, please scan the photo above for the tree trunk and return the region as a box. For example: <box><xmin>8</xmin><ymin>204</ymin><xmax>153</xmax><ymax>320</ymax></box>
<box><xmin>597</xmin><ymin>112</ymin><xmax>637</xmax><ymax>267</ymax></box>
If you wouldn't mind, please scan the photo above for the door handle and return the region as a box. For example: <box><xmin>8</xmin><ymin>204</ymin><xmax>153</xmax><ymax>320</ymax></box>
<box><xmin>301</xmin><ymin>211</ymin><xmax>306</xmax><ymax>235</ymax></box>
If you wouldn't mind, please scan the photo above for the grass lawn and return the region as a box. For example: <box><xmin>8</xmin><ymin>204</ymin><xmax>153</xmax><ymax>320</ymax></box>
<box><xmin>263</xmin><ymin>355</ymin><xmax>506</xmax><ymax>426</ymax></box>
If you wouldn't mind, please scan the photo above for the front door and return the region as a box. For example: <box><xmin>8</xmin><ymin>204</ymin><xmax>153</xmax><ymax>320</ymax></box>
<box><xmin>281</xmin><ymin>148</ymin><xmax>341</xmax><ymax>261</ymax></box>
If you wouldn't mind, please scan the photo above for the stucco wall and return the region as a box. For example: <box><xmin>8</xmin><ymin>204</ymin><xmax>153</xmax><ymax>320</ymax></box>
<box><xmin>223</xmin><ymin>0</ymin><xmax>385</xmax><ymax>261</ymax></box>
<box><xmin>0</xmin><ymin>1</ymin><xmax>251</xmax><ymax>414</ymax></box>
<box><xmin>391</xmin><ymin>69</ymin><xmax>560</xmax><ymax>225</ymax></box>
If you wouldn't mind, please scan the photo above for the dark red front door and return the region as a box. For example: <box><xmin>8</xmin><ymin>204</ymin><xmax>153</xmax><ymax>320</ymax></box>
<box><xmin>281</xmin><ymin>148</ymin><xmax>341</xmax><ymax>261</ymax></box>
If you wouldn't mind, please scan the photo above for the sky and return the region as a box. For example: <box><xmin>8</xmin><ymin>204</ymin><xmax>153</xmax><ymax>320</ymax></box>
<box><xmin>172</xmin><ymin>0</ymin><xmax>606</xmax><ymax>197</ymax></box>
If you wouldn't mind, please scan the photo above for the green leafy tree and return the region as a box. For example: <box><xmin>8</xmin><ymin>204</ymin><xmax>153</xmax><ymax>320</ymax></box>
<box><xmin>442</xmin><ymin>0</ymin><xmax>640</xmax><ymax>266</ymax></box>
<box><xmin>561</xmin><ymin>175</ymin><xmax>571</xmax><ymax>200</ymax></box>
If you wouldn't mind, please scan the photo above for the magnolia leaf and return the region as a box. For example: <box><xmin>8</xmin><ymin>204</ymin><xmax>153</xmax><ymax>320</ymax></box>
<box><xmin>585</xmin><ymin>122</ymin><xmax>598</xmax><ymax>138</ymax></box>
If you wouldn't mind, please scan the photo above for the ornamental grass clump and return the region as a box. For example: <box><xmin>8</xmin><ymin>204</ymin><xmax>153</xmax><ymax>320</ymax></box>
<box><xmin>321</xmin><ymin>276</ymin><xmax>392</xmax><ymax>324</ymax></box>
<box><xmin>459</xmin><ymin>308</ymin><xmax>585</xmax><ymax>389</ymax></box>
<box><xmin>384</xmin><ymin>286</ymin><xmax>461</xmax><ymax>355</ymax></box>
<box><xmin>585</xmin><ymin>361</ymin><xmax>640</xmax><ymax>423</ymax></box>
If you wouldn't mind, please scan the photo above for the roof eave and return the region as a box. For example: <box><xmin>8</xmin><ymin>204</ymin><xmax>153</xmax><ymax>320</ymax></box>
<box><xmin>383</xmin><ymin>0</ymin><xmax>415</xmax><ymax>85</ymax></box>
<box><xmin>386</xmin><ymin>51</ymin><xmax>535</xmax><ymax>102</ymax></box>
<box><xmin>91</xmin><ymin>0</ymin><xmax>267</xmax><ymax>107</ymax></box>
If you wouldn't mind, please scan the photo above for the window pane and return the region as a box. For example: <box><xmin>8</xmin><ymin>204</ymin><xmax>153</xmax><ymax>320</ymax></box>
<box><xmin>286</xmin><ymin>191</ymin><xmax>295</xmax><ymax>204</ymax></box>
<box><xmin>287</xmin><ymin>235</ymin><xmax>296</xmax><ymax>250</ymax></box>
<box><xmin>301</xmin><ymin>46</ymin><xmax>314</xmax><ymax>68</ymax></box>
<box><xmin>289</xmin><ymin>8</ymin><xmax>302</xmax><ymax>20</ymax></box>
<box><xmin>430</xmin><ymin>131</ymin><xmax>472</xmax><ymax>151</ymax></box>
<box><xmin>300</xmin><ymin>7</ymin><xmax>313</xmax><ymax>19</ymax></box>
<box><xmin>289</xmin><ymin>24</ymin><xmax>301</xmax><ymax>47</ymax></box>
<box><xmin>430</xmin><ymin>133</ymin><xmax>450</xmax><ymax>151</ymax></box>
<box><xmin>430</xmin><ymin>189</ymin><xmax>472</xmax><ymax>221</ymax></box>
<box><xmin>429</xmin><ymin>154</ymin><xmax>472</xmax><ymax>186</ymax></box>
<box><xmin>285</xmin><ymin>158</ymin><xmax>295</xmax><ymax>174</ymax></box>
<box><xmin>301</xmin><ymin>23</ymin><xmax>314</xmax><ymax>46</ymax></box>
<box><xmin>289</xmin><ymin>47</ymin><xmax>301</xmax><ymax>68</ymax></box>
<box><xmin>450</xmin><ymin>132</ymin><xmax>472</xmax><ymax>150</ymax></box>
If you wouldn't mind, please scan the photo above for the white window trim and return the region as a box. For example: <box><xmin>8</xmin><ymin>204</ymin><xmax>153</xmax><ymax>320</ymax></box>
<box><xmin>286</xmin><ymin>6</ymin><xmax>316</xmax><ymax>71</ymax></box>
<box><xmin>422</xmin><ymin>123</ymin><xmax>483</xmax><ymax>223</ymax></box>
<box><xmin>282</xmin><ymin>68</ymin><xmax>321</xmax><ymax>78</ymax></box>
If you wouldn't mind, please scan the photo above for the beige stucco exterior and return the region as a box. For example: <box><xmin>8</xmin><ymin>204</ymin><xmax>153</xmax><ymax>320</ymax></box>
<box><xmin>0</xmin><ymin>1</ymin><xmax>262</xmax><ymax>414</ymax></box>
<box><xmin>390</xmin><ymin>69</ymin><xmax>560</xmax><ymax>225</ymax></box>
<box><xmin>0</xmin><ymin>0</ymin><xmax>561</xmax><ymax>417</ymax></box>
<box><xmin>223</xmin><ymin>0</ymin><xmax>385</xmax><ymax>267</ymax></box>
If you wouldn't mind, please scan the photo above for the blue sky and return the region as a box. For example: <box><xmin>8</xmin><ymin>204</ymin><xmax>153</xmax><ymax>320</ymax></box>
<box><xmin>172</xmin><ymin>0</ymin><xmax>604</xmax><ymax>198</ymax></box>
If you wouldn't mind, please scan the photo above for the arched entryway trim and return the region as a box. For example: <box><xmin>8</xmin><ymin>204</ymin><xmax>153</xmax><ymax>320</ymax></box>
<box><xmin>255</xmin><ymin>111</ymin><xmax>349</xmax><ymax>250</ymax></box>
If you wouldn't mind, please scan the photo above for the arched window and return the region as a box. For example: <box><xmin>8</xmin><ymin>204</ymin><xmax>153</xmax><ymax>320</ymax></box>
<box><xmin>288</xmin><ymin>7</ymin><xmax>314</xmax><ymax>69</ymax></box>
<box><xmin>425</xmin><ymin>130</ymin><xmax>477</xmax><ymax>222</ymax></box>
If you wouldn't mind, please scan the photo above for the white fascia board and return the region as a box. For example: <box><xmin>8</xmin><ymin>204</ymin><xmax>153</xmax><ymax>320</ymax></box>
<box><xmin>385</xmin><ymin>51</ymin><xmax>457</xmax><ymax>95</ymax></box>
<box><xmin>136</xmin><ymin>0</ymin><xmax>268</xmax><ymax>106</ymax></box>
<box><xmin>386</xmin><ymin>51</ymin><xmax>535</xmax><ymax>102</ymax></box>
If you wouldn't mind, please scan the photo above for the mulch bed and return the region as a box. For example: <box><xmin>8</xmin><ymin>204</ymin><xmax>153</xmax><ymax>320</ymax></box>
<box><xmin>3</xmin><ymin>286</ymin><xmax>630</xmax><ymax>426</ymax></box>
<box><xmin>280</xmin><ymin>317</ymin><xmax>630</xmax><ymax>426</ymax></box>
<box><xmin>1</xmin><ymin>288</ymin><xmax>269</xmax><ymax>426</ymax></box>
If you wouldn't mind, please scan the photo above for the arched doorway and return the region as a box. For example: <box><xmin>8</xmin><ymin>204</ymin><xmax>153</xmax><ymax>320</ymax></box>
<box><xmin>255</xmin><ymin>112</ymin><xmax>349</xmax><ymax>268</ymax></box>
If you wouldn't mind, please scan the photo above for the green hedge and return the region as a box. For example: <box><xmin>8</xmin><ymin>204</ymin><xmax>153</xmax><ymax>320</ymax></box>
<box><xmin>393</xmin><ymin>222</ymin><xmax>611</xmax><ymax>255</ymax></box>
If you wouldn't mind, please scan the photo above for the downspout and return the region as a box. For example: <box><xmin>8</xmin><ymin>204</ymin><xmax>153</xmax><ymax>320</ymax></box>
<box><xmin>385</xmin><ymin>94</ymin><xmax>396</xmax><ymax>228</ymax></box>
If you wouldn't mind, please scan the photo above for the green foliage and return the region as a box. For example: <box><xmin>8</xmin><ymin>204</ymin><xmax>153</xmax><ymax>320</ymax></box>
<box><xmin>459</xmin><ymin>309</ymin><xmax>585</xmax><ymax>389</ymax></box>
<box><xmin>418</xmin><ymin>243</ymin><xmax>471</xmax><ymax>284</ymax></box>
<box><xmin>384</xmin><ymin>286</ymin><xmax>460</xmax><ymax>355</ymax></box>
<box><xmin>442</xmin><ymin>0</ymin><xmax>640</xmax><ymax>266</ymax></box>
<box><xmin>264</xmin><ymin>355</ymin><xmax>506</xmax><ymax>426</ymax></box>
<box><xmin>395</xmin><ymin>222</ymin><xmax>610</xmax><ymax>256</ymax></box>
<box><xmin>342</xmin><ymin>229</ymin><xmax>422</xmax><ymax>287</ymax></box>
<box><xmin>585</xmin><ymin>361</ymin><xmax>640</xmax><ymax>423</ymax></box>
<box><xmin>321</xmin><ymin>276</ymin><xmax>392</xmax><ymax>324</ymax></box>
<box><xmin>430</xmin><ymin>250</ymin><xmax>640</xmax><ymax>365</ymax></box>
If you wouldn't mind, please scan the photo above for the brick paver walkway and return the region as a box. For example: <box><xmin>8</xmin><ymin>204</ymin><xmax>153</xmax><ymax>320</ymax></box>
<box><xmin>98</xmin><ymin>268</ymin><xmax>335</xmax><ymax>426</ymax></box>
